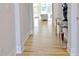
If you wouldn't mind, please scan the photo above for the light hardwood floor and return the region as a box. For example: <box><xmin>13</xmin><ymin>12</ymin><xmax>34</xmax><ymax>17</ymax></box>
<box><xmin>22</xmin><ymin>20</ymin><xmax>69</xmax><ymax>56</ymax></box>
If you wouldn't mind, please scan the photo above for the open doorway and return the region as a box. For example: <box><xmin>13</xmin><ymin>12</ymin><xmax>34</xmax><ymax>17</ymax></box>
<box><xmin>33</xmin><ymin>3</ymin><xmax>52</xmax><ymax>28</ymax></box>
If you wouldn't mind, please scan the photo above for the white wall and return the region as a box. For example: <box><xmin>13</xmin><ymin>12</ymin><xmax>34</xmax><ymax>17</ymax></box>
<box><xmin>19</xmin><ymin>3</ymin><xmax>33</xmax><ymax>51</ymax></box>
<box><xmin>67</xmin><ymin>3</ymin><xmax>72</xmax><ymax>54</ymax></box>
<box><xmin>53</xmin><ymin>3</ymin><xmax>59</xmax><ymax>27</ymax></box>
<box><xmin>28</xmin><ymin>4</ymin><xmax>33</xmax><ymax>33</ymax></box>
<box><xmin>69</xmin><ymin>3</ymin><xmax>78</xmax><ymax>56</ymax></box>
<box><xmin>53</xmin><ymin>3</ymin><xmax>63</xmax><ymax>25</ymax></box>
<box><xmin>0</xmin><ymin>4</ymin><xmax>16</xmax><ymax>56</ymax></box>
<box><xmin>0</xmin><ymin>3</ymin><xmax>33</xmax><ymax>55</ymax></box>
<box><xmin>20</xmin><ymin>3</ymin><xmax>30</xmax><ymax>46</ymax></box>
<box><xmin>57</xmin><ymin>3</ymin><xmax>63</xmax><ymax>19</ymax></box>
<box><xmin>53</xmin><ymin>3</ymin><xmax>63</xmax><ymax>34</ymax></box>
<box><xmin>76</xmin><ymin>3</ymin><xmax>79</xmax><ymax>55</ymax></box>
<box><xmin>14</xmin><ymin>3</ymin><xmax>33</xmax><ymax>54</ymax></box>
<box><xmin>14</xmin><ymin>4</ymin><xmax>22</xmax><ymax>54</ymax></box>
<box><xmin>52</xmin><ymin>3</ymin><xmax>54</xmax><ymax>25</ymax></box>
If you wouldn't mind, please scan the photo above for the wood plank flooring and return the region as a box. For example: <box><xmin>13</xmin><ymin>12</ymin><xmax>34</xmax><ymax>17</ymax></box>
<box><xmin>22</xmin><ymin>20</ymin><xmax>69</xmax><ymax>56</ymax></box>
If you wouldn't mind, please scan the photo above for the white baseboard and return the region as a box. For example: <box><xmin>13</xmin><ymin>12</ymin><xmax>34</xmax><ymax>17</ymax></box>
<box><xmin>67</xmin><ymin>46</ymin><xmax>70</xmax><ymax>55</ymax></box>
<box><xmin>15</xmin><ymin>30</ymin><xmax>33</xmax><ymax>55</ymax></box>
<box><xmin>22</xmin><ymin>30</ymin><xmax>33</xmax><ymax>52</ymax></box>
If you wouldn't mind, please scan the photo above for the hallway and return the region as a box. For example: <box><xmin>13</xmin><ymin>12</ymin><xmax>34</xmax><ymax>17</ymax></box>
<box><xmin>0</xmin><ymin>3</ymin><xmax>79</xmax><ymax>56</ymax></box>
<box><xmin>22</xmin><ymin>18</ymin><xmax>68</xmax><ymax>56</ymax></box>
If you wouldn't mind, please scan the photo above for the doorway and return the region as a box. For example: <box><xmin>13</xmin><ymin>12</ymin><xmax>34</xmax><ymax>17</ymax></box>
<box><xmin>33</xmin><ymin>3</ymin><xmax>52</xmax><ymax>27</ymax></box>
